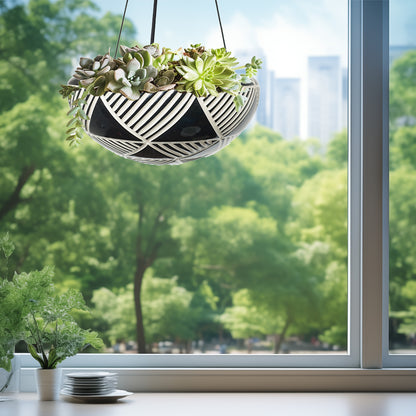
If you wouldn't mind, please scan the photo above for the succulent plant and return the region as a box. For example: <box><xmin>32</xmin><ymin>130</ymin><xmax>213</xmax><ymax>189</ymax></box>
<box><xmin>152</xmin><ymin>49</ymin><xmax>174</xmax><ymax>68</ymax></box>
<box><xmin>153</xmin><ymin>69</ymin><xmax>176</xmax><ymax>91</ymax></box>
<box><xmin>183</xmin><ymin>44</ymin><xmax>206</xmax><ymax>59</ymax></box>
<box><xmin>176</xmin><ymin>53</ymin><xmax>241</xmax><ymax>97</ymax></box>
<box><xmin>242</xmin><ymin>57</ymin><xmax>263</xmax><ymax>83</ymax></box>
<box><xmin>120</xmin><ymin>44</ymin><xmax>160</xmax><ymax>59</ymax></box>
<box><xmin>60</xmin><ymin>83</ymin><xmax>94</xmax><ymax>146</ymax></box>
<box><xmin>176</xmin><ymin>54</ymin><xmax>219</xmax><ymax>96</ymax></box>
<box><xmin>72</xmin><ymin>53</ymin><xmax>115</xmax><ymax>96</ymax></box>
<box><xmin>107</xmin><ymin>57</ymin><xmax>157</xmax><ymax>100</ymax></box>
<box><xmin>211</xmin><ymin>47</ymin><xmax>239</xmax><ymax>69</ymax></box>
<box><xmin>175</xmin><ymin>45</ymin><xmax>261</xmax><ymax>109</ymax></box>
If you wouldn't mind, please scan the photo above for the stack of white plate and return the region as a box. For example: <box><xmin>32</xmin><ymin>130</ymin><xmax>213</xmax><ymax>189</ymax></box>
<box><xmin>60</xmin><ymin>372</ymin><xmax>132</xmax><ymax>403</ymax></box>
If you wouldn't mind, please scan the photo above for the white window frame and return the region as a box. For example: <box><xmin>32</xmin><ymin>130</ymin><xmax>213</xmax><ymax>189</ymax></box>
<box><xmin>15</xmin><ymin>0</ymin><xmax>416</xmax><ymax>391</ymax></box>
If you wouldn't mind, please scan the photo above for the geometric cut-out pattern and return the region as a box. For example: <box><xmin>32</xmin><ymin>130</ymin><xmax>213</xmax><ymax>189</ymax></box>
<box><xmin>73</xmin><ymin>79</ymin><xmax>260</xmax><ymax>165</ymax></box>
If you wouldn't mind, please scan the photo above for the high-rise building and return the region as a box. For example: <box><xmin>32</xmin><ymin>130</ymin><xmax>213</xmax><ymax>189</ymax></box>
<box><xmin>307</xmin><ymin>56</ymin><xmax>342</xmax><ymax>146</ymax></box>
<box><xmin>272</xmin><ymin>78</ymin><xmax>301</xmax><ymax>139</ymax></box>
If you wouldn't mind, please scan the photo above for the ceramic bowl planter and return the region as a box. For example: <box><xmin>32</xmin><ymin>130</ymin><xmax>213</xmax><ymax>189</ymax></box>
<box><xmin>61</xmin><ymin>42</ymin><xmax>262</xmax><ymax>164</ymax></box>
<box><xmin>35</xmin><ymin>368</ymin><xmax>62</xmax><ymax>401</ymax></box>
<box><xmin>69</xmin><ymin>79</ymin><xmax>260</xmax><ymax>165</ymax></box>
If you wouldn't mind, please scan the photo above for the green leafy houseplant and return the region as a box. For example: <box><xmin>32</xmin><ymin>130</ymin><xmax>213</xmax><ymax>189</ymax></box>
<box><xmin>60</xmin><ymin>43</ymin><xmax>262</xmax><ymax>145</ymax></box>
<box><xmin>0</xmin><ymin>234</ymin><xmax>103</xmax><ymax>371</ymax></box>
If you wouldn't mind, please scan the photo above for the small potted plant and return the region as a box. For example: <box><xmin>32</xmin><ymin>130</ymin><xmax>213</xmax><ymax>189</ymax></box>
<box><xmin>60</xmin><ymin>43</ymin><xmax>262</xmax><ymax>165</ymax></box>
<box><xmin>0</xmin><ymin>234</ymin><xmax>103</xmax><ymax>401</ymax></box>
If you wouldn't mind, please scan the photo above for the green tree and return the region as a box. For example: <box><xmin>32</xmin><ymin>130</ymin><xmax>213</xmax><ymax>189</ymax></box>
<box><xmin>326</xmin><ymin>129</ymin><xmax>348</xmax><ymax>168</ymax></box>
<box><xmin>0</xmin><ymin>0</ymin><xmax>135</xmax><ymax>294</ymax></box>
<box><xmin>0</xmin><ymin>0</ymin><xmax>135</xmax><ymax>224</ymax></box>
<box><xmin>174</xmin><ymin>204</ymin><xmax>321</xmax><ymax>353</ymax></box>
<box><xmin>390</xmin><ymin>281</ymin><xmax>416</xmax><ymax>343</ymax></box>
<box><xmin>0</xmin><ymin>0</ymin><xmax>358</xmax><ymax>353</ymax></box>
<box><xmin>390</xmin><ymin>126</ymin><xmax>416</xmax><ymax>170</ymax></box>
<box><xmin>231</xmin><ymin>125</ymin><xmax>323</xmax><ymax>232</ymax></box>
<box><xmin>288</xmin><ymin>164</ymin><xmax>348</xmax><ymax>347</ymax></box>
<box><xmin>389</xmin><ymin>168</ymin><xmax>416</xmax><ymax>309</ymax></box>
<box><xmin>289</xmin><ymin>169</ymin><xmax>348</xmax><ymax>262</ymax></box>
<box><xmin>390</xmin><ymin>50</ymin><xmax>416</xmax><ymax>123</ymax></box>
<box><xmin>221</xmin><ymin>289</ymin><xmax>287</xmax><ymax>353</ymax></box>
<box><xmin>91</xmin><ymin>272</ymin><xmax>218</xmax><ymax>352</ymax></box>
<box><xmin>83</xmin><ymin>137</ymin><xmax>273</xmax><ymax>353</ymax></box>
<box><xmin>389</xmin><ymin>49</ymin><xmax>416</xmax><ymax>346</ymax></box>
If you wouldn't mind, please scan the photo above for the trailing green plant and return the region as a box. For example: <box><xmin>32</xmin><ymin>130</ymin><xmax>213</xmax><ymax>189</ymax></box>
<box><xmin>0</xmin><ymin>234</ymin><xmax>104</xmax><ymax>370</ymax></box>
<box><xmin>60</xmin><ymin>84</ymin><xmax>92</xmax><ymax>146</ymax></box>
<box><xmin>60</xmin><ymin>43</ymin><xmax>262</xmax><ymax>145</ymax></box>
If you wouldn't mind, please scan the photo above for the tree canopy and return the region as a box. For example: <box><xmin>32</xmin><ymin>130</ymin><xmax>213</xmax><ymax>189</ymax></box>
<box><xmin>2</xmin><ymin>0</ymin><xmax>415</xmax><ymax>355</ymax></box>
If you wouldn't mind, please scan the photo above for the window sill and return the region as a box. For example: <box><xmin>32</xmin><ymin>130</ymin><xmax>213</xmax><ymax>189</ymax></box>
<box><xmin>4</xmin><ymin>392</ymin><xmax>416</xmax><ymax>416</ymax></box>
<box><xmin>19</xmin><ymin>368</ymin><xmax>416</xmax><ymax>392</ymax></box>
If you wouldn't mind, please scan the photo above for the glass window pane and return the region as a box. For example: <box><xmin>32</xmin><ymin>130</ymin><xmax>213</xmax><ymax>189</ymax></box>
<box><xmin>389</xmin><ymin>0</ymin><xmax>416</xmax><ymax>354</ymax></box>
<box><xmin>0</xmin><ymin>0</ymin><xmax>348</xmax><ymax>358</ymax></box>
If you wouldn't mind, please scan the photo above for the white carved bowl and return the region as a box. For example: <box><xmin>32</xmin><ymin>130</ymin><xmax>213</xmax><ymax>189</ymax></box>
<box><xmin>70</xmin><ymin>79</ymin><xmax>260</xmax><ymax>165</ymax></box>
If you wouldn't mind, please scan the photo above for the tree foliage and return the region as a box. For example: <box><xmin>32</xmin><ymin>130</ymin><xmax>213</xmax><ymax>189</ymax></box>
<box><xmin>13</xmin><ymin>0</ymin><xmax>416</xmax><ymax>356</ymax></box>
<box><xmin>91</xmin><ymin>273</ymin><xmax>217</xmax><ymax>350</ymax></box>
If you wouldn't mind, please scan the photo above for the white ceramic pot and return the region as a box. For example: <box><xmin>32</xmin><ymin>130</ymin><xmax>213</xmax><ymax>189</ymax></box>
<box><xmin>35</xmin><ymin>368</ymin><xmax>62</xmax><ymax>401</ymax></box>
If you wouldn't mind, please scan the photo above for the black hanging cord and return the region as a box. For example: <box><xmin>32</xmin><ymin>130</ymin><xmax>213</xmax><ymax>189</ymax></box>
<box><xmin>148</xmin><ymin>0</ymin><xmax>226</xmax><ymax>49</ymax></box>
<box><xmin>215</xmin><ymin>0</ymin><xmax>227</xmax><ymax>50</ymax></box>
<box><xmin>114</xmin><ymin>0</ymin><xmax>227</xmax><ymax>55</ymax></box>
<box><xmin>114</xmin><ymin>0</ymin><xmax>129</xmax><ymax>58</ymax></box>
<box><xmin>150</xmin><ymin>0</ymin><xmax>158</xmax><ymax>44</ymax></box>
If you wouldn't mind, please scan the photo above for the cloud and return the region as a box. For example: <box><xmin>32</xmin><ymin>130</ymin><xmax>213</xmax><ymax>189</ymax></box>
<box><xmin>207</xmin><ymin>0</ymin><xmax>348</xmax><ymax>77</ymax></box>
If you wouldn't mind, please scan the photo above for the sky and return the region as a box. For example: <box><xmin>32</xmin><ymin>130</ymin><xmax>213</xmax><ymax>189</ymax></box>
<box><xmin>95</xmin><ymin>0</ymin><xmax>416</xmax><ymax>78</ymax></box>
<box><xmin>15</xmin><ymin>0</ymin><xmax>416</xmax><ymax>76</ymax></box>
<box><xmin>95</xmin><ymin>0</ymin><xmax>348</xmax><ymax>77</ymax></box>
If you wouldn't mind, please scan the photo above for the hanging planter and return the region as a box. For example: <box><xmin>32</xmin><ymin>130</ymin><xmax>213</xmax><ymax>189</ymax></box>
<box><xmin>66</xmin><ymin>76</ymin><xmax>259</xmax><ymax>165</ymax></box>
<box><xmin>60</xmin><ymin>1</ymin><xmax>262</xmax><ymax>165</ymax></box>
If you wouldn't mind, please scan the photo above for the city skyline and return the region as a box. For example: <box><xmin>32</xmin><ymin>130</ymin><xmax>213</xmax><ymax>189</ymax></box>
<box><xmin>253</xmin><ymin>53</ymin><xmax>347</xmax><ymax>143</ymax></box>
<box><xmin>254</xmin><ymin>44</ymin><xmax>411</xmax><ymax>144</ymax></box>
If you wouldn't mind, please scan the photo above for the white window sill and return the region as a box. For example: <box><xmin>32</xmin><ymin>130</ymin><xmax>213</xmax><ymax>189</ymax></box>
<box><xmin>4</xmin><ymin>392</ymin><xmax>416</xmax><ymax>416</ymax></box>
<box><xmin>19</xmin><ymin>368</ymin><xmax>416</xmax><ymax>392</ymax></box>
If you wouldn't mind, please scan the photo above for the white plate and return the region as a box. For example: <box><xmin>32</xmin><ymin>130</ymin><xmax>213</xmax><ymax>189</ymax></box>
<box><xmin>60</xmin><ymin>389</ymin><xmax>133</xmax><ymax>403</ymax></box>
<box><xmin>61</xmin><ymin>388</ymin><xmax>116</xmax><ymax>396</ymax></box>
<box><xmin>63</xmin><ymin>382</ymin><xmax>117</xmax><ymax>388</ymax></box>
<box><xmin>66</xmin><ymin>372</ymin><xmax>116</xmax><ymax>379</ymax></box>
<box><xmin>65</xmin><ymin>380</ymin><xmax>117</xmax><ymax>384</ymax></box>
<box><xmin>63</xmin><ymin>382</ymin><xmax>116</xmax><ymax>387</ymax></box>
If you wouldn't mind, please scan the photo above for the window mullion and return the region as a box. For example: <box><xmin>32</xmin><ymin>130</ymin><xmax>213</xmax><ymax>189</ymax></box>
<box><xmin>360</xmin><ymin>0</ymin><xmax>389</xmax><ymax>369</ymax></box>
